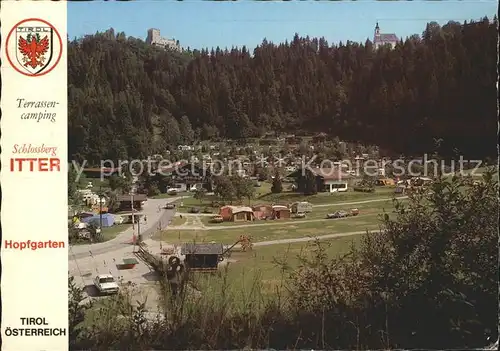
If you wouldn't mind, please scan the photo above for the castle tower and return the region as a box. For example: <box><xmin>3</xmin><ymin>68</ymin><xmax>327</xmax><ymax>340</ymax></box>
<box><xmin>146</xmin><ymin>28</ymin><xmax>160</xmax><ymax>45</ymax></box>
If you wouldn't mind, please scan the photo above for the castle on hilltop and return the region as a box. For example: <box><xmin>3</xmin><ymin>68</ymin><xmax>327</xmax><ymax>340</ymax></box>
<box><xmin>373</xmin><ymin>22</ymin><xmax>398</xmax><ymax>49</ymax></box>
<box><xmin>146</xmin><ymin>28</ymin><xmax>181</xmax><ymax>51</ymax></box>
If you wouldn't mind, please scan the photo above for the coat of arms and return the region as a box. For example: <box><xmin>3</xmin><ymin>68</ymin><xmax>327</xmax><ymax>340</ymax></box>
<box><xmin>16</xmin><ymin>26</ymin><xmax>53</xmax><ymax>75</ymax></box>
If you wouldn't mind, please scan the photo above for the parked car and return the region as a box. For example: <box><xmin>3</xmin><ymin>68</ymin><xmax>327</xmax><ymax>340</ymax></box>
<box><xmin>326</xmin><ymin>210</ymin><xmax>349</xmax><ymax>219</ymax></box>
<box><xmin>93</xmin><ymin>274</ymin><xmax>119</xmax><ymax>295</ymax></box>
<box><xmin>211</xmin><ymin>215</ymin><xmax>224</xmax><ymax>223</ymax></box>
<box><xmin>165</xmin><ymin>203</ymin><xmax>176</xmax><ymax>209</ymax></box>
<box><xmin>166</xmin><ymin>188</ymin><xmax>178</xmax><ymax>195</ymax></box>
<box><xmin>351</xmin><ymin>208</ymin><xmax>359</xmax><ymax>216</ymax></box>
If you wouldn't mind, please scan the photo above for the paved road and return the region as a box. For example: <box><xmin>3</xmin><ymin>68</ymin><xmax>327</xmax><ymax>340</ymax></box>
<box><xmin>69</xmin><ymin>197</ymin><xmax>183</xmax><ymax>259</ymax></box>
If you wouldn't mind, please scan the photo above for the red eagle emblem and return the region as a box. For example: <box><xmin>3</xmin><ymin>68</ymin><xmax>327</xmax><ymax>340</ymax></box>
<box><xmin>18</xmin><ymin>33</ymin><xmax>49</xmax><ymax>69</ymax></box>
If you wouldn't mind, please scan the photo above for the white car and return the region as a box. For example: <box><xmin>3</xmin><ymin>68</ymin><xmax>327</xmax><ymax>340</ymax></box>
<box><xmin>93</xmin><ymin>274</ymin><xmax>119</xmax><ymax>295</ymax></box>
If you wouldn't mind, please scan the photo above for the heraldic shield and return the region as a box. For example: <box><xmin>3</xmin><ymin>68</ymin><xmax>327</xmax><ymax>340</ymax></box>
<box><xmin>15</xmin><ymin>26</ymin><xmax>54</xmax><ymax>75</ymax></box>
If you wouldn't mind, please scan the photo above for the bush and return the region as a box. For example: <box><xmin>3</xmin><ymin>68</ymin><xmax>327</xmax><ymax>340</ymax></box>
<box><xmin>290</xmin><ymin>170</ymin><xmax>498</xmax><ymax>349</ymax></box>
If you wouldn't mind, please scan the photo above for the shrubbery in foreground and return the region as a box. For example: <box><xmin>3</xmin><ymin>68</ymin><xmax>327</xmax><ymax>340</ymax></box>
<box><xmin>69</xmin><ymin>170</ymin><xmax>498</xmax><ymax>350</ymax></box>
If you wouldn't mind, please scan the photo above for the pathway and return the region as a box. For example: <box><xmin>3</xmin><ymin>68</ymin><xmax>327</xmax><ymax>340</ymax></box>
<box><xmin>175</xmin><ymin>212</ymin><xmax>214</xmax><ymax>217</ymax></box>
<box><xmin>69</xmin><ymin>197</ymin><xmax>183</xmax><ymax>259</ymax></box>
<box><xmin>252</xmin><ymin>230</ymin><xmax>370</xmax><ymax>246</ymax></box>
<box><xmin>311</xmin><ymin>195</ymin><xmax>408</xmax><ymax>208</ymax></box>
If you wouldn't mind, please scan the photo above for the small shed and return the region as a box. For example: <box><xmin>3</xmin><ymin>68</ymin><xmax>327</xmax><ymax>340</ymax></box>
<box><xmin>181</xmin><ymin>243</ymin><xmax>224</xmax><ymax>271</ymax></box>
<box><xmin>290</xmin><ymin>201</ymin><xmax>313</xmax><ymax>214</ymax></box>
<box><xmin>272</xmin><ymin>205</ymin><xmax>291</xmax><ymax>220</ymax></box>
<box><xmin>252</xmin><ymin>204</ymin><xmax>273</xmax><ymax>219</ymax></box>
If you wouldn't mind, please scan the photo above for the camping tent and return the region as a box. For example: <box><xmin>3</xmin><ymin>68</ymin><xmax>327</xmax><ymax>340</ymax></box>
<box><xmin>81</xmin><ymin>213</ymin><xmax>115</xmax><ymax>227</ymax></box>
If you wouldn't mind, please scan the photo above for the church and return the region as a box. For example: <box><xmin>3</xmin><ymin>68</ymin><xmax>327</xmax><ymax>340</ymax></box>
<box><xmin>373</xmin><ymin>22</ymin><xmax>399</xmax><ymax>49</ymax></box>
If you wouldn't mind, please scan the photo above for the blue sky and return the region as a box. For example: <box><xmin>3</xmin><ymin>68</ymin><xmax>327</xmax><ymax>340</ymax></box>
<box><xmin>68</xmin><ymin>0</ymin><xmax>497</xmax><ymax>50</ymax></box>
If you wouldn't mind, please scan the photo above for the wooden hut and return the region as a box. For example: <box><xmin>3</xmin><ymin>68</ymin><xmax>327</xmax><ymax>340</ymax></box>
<box><xmin>181</xmin><ymin>243</ymin><xmax>224</xmax><ymax>272</ymax></box>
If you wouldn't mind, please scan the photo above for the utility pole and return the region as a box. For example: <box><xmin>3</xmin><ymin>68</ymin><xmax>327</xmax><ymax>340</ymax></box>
<box><xmin>137</xmin><ymin>212</ymin><xmax>142</xmax><ymax>243</ymax></box>
<box><xmin>130</xmin><ymin>191</ymin><xmax>135</xmax><ymax>230</ymax></box>
<box><xmin>99</xmin><ymin>185</ymin><xmax>103</xmax><ymax>230</ymax></box>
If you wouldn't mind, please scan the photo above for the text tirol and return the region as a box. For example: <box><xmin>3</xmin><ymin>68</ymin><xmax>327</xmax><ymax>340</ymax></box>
<box><xmin>10</xmin><ymin>158</ymin><xmax>60</xmax><ymax>172</ymax></box>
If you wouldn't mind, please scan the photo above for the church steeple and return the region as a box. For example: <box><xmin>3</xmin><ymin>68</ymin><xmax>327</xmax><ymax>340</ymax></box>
<box><xmin>375</xmin><ymin>22</ymin><xmax>380</xmax><ymax>36</ymax></box>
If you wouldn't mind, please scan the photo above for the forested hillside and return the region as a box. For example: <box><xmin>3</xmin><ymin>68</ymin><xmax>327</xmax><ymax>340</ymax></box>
<box><xmin>68</xmin><ymin>18</ymin><xmax>497</xmax><ymax>163</ymax></box>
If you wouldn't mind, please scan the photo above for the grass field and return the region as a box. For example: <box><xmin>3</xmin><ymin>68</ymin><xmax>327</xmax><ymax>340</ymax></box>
<box><xmin>257</xmin><ymin>186</ymin><xmax>396</xmax><ymax>205</ymax></box>
<box><xmin>80</xmin><ymin>235</ymin><xmax>364</xmax><ymax>328</ymax></box>
<box><xmin>101</xmin><ymin>224</ymin><xmax>131</xmax><ymax>241</ymax></box>
<box><xmin>200</xmin><ymin>197</ymin><xmax>400</xmax><ymax>226</ymax></box>
<box><xmin>169</xmin><ymin>216</ymin><xmax>187</xmax><ymax>226</ymax></box>
<box><xmin>194</xmin><ymin>235</ymin><xmax>363</xmax><ymax>298</ymax></box>
<box><xmin>156</xmin><ymin>213</ymin><xmax>384</xmax><ymax>244</ymax></box>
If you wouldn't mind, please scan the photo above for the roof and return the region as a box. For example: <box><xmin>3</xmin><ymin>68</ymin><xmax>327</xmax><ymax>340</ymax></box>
<box><xmin>376</xmin><ymin>33</ymin><xmax>398</xmax><ymax>43</ymax></box>
<box><xmin>252</xmin><ymin>204</ymin><xmax>272</xmax><ymax>210</ymax></box>
<box><xmin>221</xmin><ymin>205</ymin><xmax>253</xmax><ymax>213</ymax></box>
<box><xmin>272</xmin><ymin>205</ymin><xmax>289</xmax><ymax>211</ymax></box>
<box><xmin>181</xmin><ymin>243</ymin><xmax>224</xmax><ymax>255</ymax></box>
<box><xmin>117</xmin><ymin>194</ymin><xmax>147</xmax><ymax>202</ymax></box>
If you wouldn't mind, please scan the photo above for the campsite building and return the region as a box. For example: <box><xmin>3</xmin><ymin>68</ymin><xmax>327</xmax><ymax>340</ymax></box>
<box><xmin>272</xmin><ymin>205</ymin><xmax>291</xmax><ymax>220</ymax></box>
<box><xmin>219</xmin><ymin>205</ymin><xmax>254</xmax><ymax>222</ymax></box>
<box><xmin>116</xmin><ymin>194</ymin><xmax>147</xmax><ymax>211</ymax></box>
<box><xmin>173</xmin><ymin>162</ymin><xmax>213</xmax><ymax>191</ymax></box>
<box><xmin>288</xmin><ymin>167</ymin><xmax>353</xmax><ymax>193</ymax></box>
<box><xmin>252</xmin><ymin>204</ymin><xmax>273</xmax><ymax>220</ymax></box>
<box><xmin>181</xmin><ymin>243</ymin><xmax>224</xmax><ymax>271</ymax></box>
